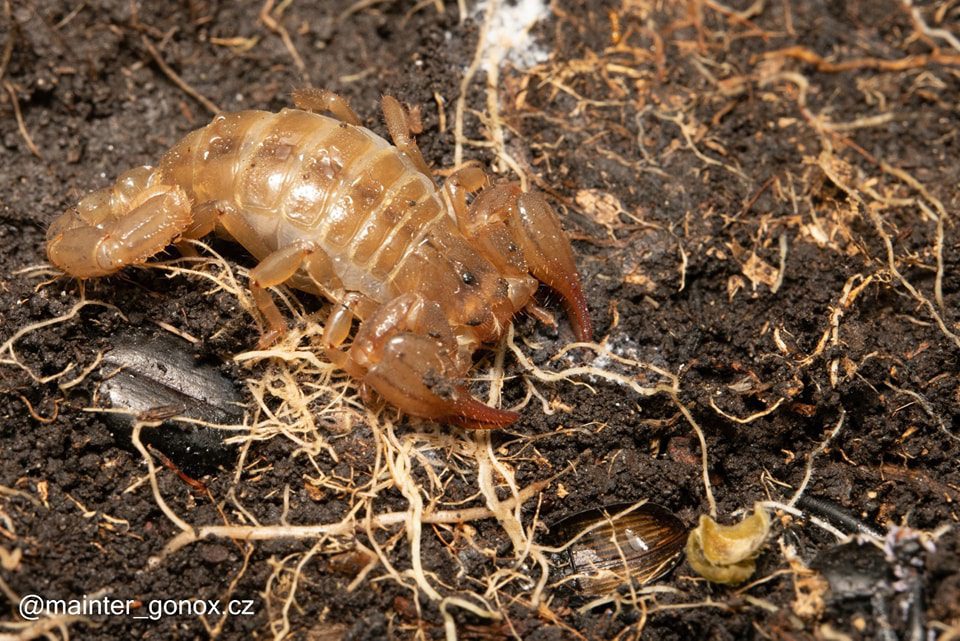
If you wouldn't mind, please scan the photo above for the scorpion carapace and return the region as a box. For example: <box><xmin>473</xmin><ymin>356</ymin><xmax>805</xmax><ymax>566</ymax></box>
<box><xmin>47</xmin><ymin>88</ymin><xmax>592</xmax><ymax>429</ymax></box>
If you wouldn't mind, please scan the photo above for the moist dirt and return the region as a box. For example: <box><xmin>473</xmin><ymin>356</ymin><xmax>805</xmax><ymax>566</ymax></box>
<box><xmin>1</xmin><ymin>1</ymin><xmax>959</xmax><ymax>639</ymax></box>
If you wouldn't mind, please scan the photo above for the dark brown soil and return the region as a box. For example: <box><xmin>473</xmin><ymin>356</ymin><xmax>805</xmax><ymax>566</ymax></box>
<box><xmin>2</xmin><ymin>1</ymin><xmax>959</xmax><ymax>639</ymax></box>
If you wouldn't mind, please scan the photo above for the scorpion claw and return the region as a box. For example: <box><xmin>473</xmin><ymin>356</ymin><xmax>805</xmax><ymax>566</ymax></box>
<box><xmin>441</xmin><ymin>391</ymin><xmax>520</xmax><ymax>430</ymax></box>
<box><xmin>348</xmin><ymin>294</ymin><xmax>518</xmax><ymax>429</ymax></box>
<box><xmin>512</xmin><ymin>192</ymin><xmax>592</xmax><ymax>342</ymax></box>
<box><xmin>464</xmin><ymin>184</ymin><xmax>593</xmax><ymax>342</ymax></box>
<box><xmin>363</xmin><ymin>335</ymin><xmax>518</xmax><ymax>429</ymax></box>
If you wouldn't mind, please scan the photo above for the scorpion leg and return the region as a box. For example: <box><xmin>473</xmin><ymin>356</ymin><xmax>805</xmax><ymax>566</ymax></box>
<box><xmin>245</xmin><ymin>240</ymin><xmax>345</xmax><ymax>346</ymax></box>
<box><xmin>320</xmin><ymin>292</ymin><xmax>378</xmax><ymax>375</ymax></box>
<box><xmin>459</xmin><ymin>183</ymin><xmax>593</xmax><ymax>341</ymax></box>
<box><xmin>347</xmin><ymin>293</ymin><xmax>519</xmax><ymax>429</ymax></box>
<box><xmin>173</xmin><ymin>200</ymin><xmax>228</xmax><ymax>257</ymax></box>
<box><xmin>180</xmin><ymin>200</ymin><xmax>226</xmax><ymax>240</ymax></box>
<box><xmin>444</xmin><ymin>165</ymin><xmax>488</xmax><ymax>221</ymax></box>
<box><xmin>167</xmin><ymin>200</ymin><xmax>335</xmax><ymax>343</ymax></box>
<box><xmin>381</xmin><ymin>95</ymin><xmax>433</xmax><ymax>179</ymax></box>
<box><xmin>292</xmin><ymin>88</ymin><xmax>361</xmax><ymax>125</ymax></box>
<box><xmin>171</xmin><ymin>199</ymin><xmax>272</xmax><ymax>262</ymax></box>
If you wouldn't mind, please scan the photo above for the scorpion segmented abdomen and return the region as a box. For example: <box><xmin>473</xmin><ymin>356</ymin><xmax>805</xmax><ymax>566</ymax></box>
<box><xmin>269</xmin><ymin>112</ymin><xmax>447</xmax><ymax>296</ymax></box>
<box><xmin>158</xmin><ymin>108</ymin><xmax>494</xmax><ymax>312</ymax></box>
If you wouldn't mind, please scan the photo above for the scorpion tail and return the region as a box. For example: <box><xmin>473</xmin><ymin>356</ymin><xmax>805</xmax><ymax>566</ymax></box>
<box><xmin>47</xmin><ymin>174</ymin><xmax>192</xmax><ymax>279</ymax></box>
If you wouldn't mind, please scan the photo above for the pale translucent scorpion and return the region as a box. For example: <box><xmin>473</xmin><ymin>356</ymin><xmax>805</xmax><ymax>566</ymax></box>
<box><xmin>46</xmin><ymin>89</ymin><xmax>591</xmax><ymax>429</ymax></box>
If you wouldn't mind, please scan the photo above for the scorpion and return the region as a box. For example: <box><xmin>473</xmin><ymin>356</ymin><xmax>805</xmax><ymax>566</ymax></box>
<box><xmin>46</xmin><ymin>89</ymin><xmax>591</xmax><ymax>429</ymax></box>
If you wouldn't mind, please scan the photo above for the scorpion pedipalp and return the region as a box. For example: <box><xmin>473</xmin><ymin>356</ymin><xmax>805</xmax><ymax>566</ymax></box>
<box><xmin>364</xmin><ymin>333</ymin><xmax>519</xmax><ymax>429</ymax></box>
<box><xmin>344</xmin><ymin>293</ymin><xmax>518</xmax><ymax>429</ymax></box>
<box><xmin>454</xmin><ymin>180</ymin><xmax>593</xmax><ymax>342</ymax></box>
<box><xmin>511</xmin><ymin>191</ymin><xmax>592</xmax><ymax>342</ymax></box>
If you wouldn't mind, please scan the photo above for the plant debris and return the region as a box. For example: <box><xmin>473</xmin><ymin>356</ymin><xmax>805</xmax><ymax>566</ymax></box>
<box><xmin>686</xmin><ymin>503</ymin><xmax>771</xmax><ymax>585</ymax></box>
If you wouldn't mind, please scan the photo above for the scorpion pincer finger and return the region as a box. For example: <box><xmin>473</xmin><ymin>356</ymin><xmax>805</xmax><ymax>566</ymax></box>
<box><xmin>512</xmin><ymin>192</ymin><xmax>592</xmax><ymax>342</ymax></box>
<box><xmin>364</xmin><ymin>334</ymin><xmax>518</xmax><ymax>430</ymax></box>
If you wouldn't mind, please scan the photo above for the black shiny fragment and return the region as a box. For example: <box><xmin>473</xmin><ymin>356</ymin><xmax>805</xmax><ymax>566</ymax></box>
<box><xmin>98</xmin><ymin>329</ymin><xmax>241</xmax><ymax>475</ymax></box>
<box><xmin>796</xmin><ymin>494</ymin><xmax>884</xmax><ymax>539</ymax></box>
<box><xmin>811</xmin><ymin>540</ymin><xmax>890</xmax><ymax>602</ymax></box>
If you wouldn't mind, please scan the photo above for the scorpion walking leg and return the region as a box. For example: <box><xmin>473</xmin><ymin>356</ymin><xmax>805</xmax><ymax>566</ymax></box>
<box><xmin>245</xmin><ymin>240</ymin><xmax>345</xmax><ymax>346</ymax></box>
<box><xmin>172</xmin><ymin>202</ymin><xmax>377</xmax><ymax>356</ymax></box>
<box><xmin>173</xmin><ymin>199</ymin><xmax>273</xmax><ymax>261</ymax></box>
<box><xmin>292</xmin><ymin>88</ymin><xmax>361</xmax><ymax>125</ymax></box>
<box><xmin>173</xmin><ymin>200</ymin><xmax>228</xmax><ymax>257</ymax></box>
<box><xmin>319</xmin><ymin>292</ymin><xmax>377</xmax><ymax>375</ymax></box>
<box><xmin>381</xmin><ymin>95</ymin><xmax>432</xmax><ymax>179</ymax></box>
<box><xmin>168</xmin><ymin>200</ymin><xmax>341</xmax><ymax>344</ymax></box>
<box><xmin>346</xmin><ymin>293</ymin><xmax>519</xmax><ymax>429</ymax></box>
<box><xmin>444</xmin><ymin>165</ymin><xmax>487</xmax><ymax>220</ymax></box>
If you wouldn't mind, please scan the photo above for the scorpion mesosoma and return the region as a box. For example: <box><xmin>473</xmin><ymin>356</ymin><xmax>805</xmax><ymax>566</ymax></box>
<box><xmin>46</xmin><ymin>89</ymin><xmax>592</xmax><ymax>429</ymax></box>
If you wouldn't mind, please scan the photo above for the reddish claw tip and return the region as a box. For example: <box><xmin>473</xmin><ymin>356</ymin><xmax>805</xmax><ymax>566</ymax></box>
<box><xmin>560</xmin><ymin>277</ymin><xmax>593</xmax><ymax>343</ymax></box>
<box><xmin>447</xmin><ymin>391</ymin><xmax>520</xmax><ymax>430</ymax></box>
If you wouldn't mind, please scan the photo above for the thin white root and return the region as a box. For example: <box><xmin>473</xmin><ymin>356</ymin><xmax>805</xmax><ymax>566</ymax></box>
<box><xmin>159</xmin><ymin>478</ymin><xmax>551</xmax><ymax>558</ymax></box>
<box><xmin>672</xmin><ymin>394</ymin><xmax>718</xmax><ymax>518</ymax></box>
<box><xmin>709</xmin><ymin>398</ymin><xmax>784</xmax><ymax>424</ymax></box>
<box><xmin>789</xmin><ymin>409</ymin><xmax>846</xmax><ymax>506</ymax></box>
<box><xmin>130</xmin><ymin>423</ymin><xmax>194</xmax><ymax>534</ymax></box>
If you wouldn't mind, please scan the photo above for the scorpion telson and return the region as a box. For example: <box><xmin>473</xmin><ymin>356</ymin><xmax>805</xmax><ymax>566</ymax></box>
<box><xmin>46</xmin><ymin>88</ymin><xmax>592</xmax><ymax>429</ymax></box>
